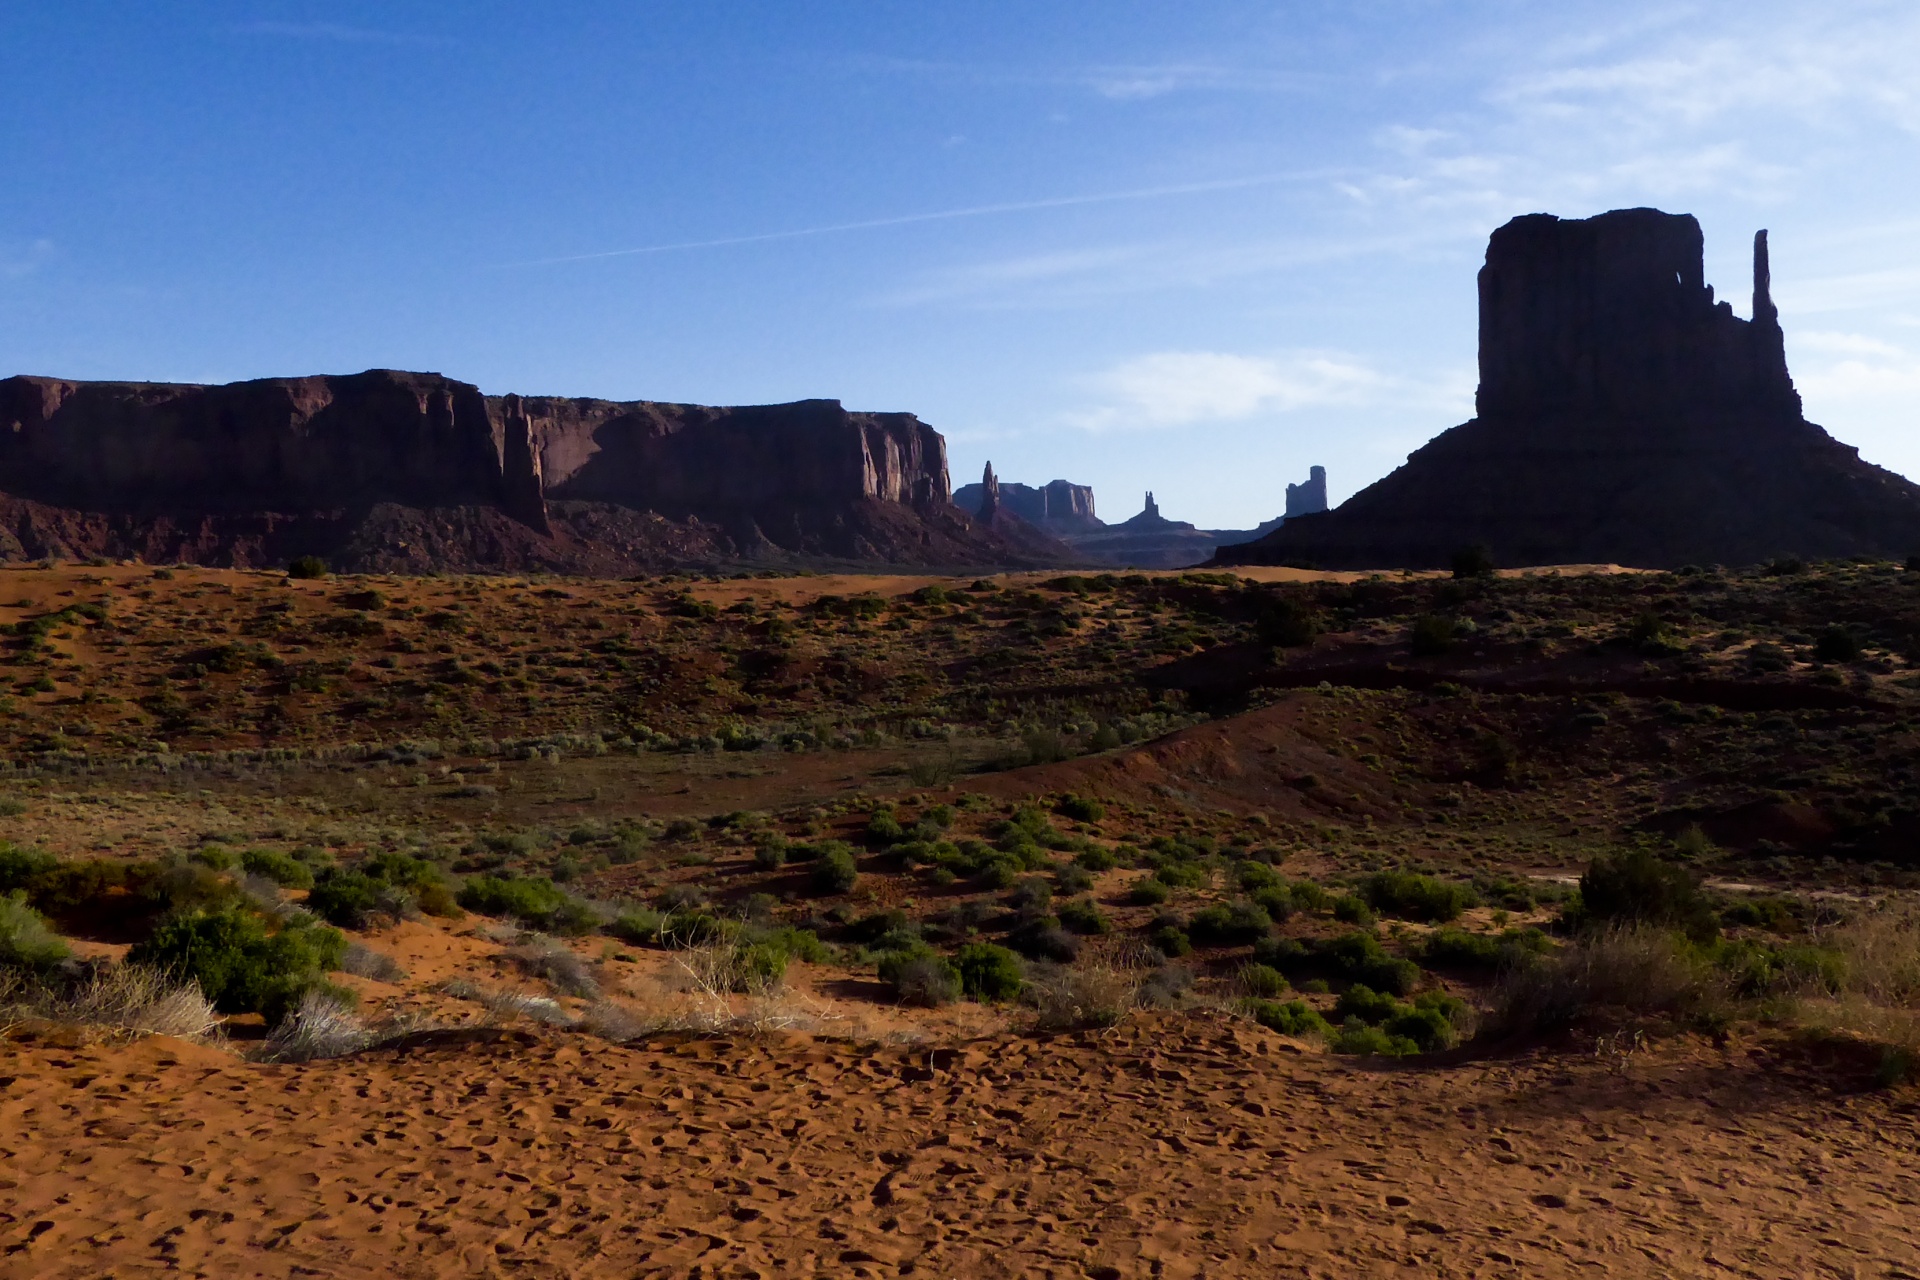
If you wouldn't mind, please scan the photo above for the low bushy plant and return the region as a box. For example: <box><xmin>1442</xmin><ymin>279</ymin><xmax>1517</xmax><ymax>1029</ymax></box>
<box><xmin>128</xmin><ymin>904</ymin><xmax>347</xmax><ymax>1024</ymax></box>
<box><xmin>1578</xmin><ymin>848</ymin><xmax>1717</xmax><ymax>940</ymax></box>
<box><xmin>954</xmin><ymin>942</ymin><xmax>1024</xmax><ymax>1001</ymax></box>
<box><xmin>878</xmin><ymin>948</ymin><xmax>962</xmax><ymax>1006</ymax></box>
<box><xmin>239</xmin><ymin>848</ymin><xmax>315</xmax><ymax>890</ymax></box>
<box><xmin>1186</xmin><ymin>900</ymin><xmax>1274</xmax><ymax>947</ymax></box>
<box><xmin>457</xmin><ymin>874</ymin><xmax>595</xmax><ymax>934</ymax></box>
<box><xmin>1243</xmin><ymin>997</ymin><xmax>1330</xmax><ymax>1039</ymax></box>
<box><xmin>1361</xmin><ymin>871</ymin><xmax>1475</xmax><ymax>923</ymax></box>
<box><xmin>810</xmin><ymin>846</ymin><xmax>859</xmax><ymax>896</ymax></box>
<box><xmin>0</xmin><ymin>892</ymin><xmax>71</xmax><ymax>970</ymax></box>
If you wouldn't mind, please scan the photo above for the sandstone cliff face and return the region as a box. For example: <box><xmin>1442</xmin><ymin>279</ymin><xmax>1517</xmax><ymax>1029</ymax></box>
<box><xmin>1217</xmin><ymin>209</ymin><xmax>1920</xmax><ymax>570</ymax></box>
<box><xmin>0</xmin><ymin>369</ymin><xmax>1062</xmax><ymax>572</ymax></box>
<box><xmin>954</xmin><ymin>477</ymin><xmax>1100</xmax><ymax>531</ymax></box>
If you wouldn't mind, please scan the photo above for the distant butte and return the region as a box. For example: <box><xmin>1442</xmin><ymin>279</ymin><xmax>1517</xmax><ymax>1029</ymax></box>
<box><xmin>0</xmin><ymin>371</ymin><xmax>1071</xmax><ymax>573</ymax></box>
<box><xmin>1216</xmin><ymin>208</ymin><xmax>1920</xmax><ymax>570</ymax></box>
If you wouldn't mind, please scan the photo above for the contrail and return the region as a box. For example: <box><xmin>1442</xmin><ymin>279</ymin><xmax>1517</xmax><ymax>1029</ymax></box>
<box><xmin>501</xmin><ymin>171</ymin><xmax>1324</xmax><ymax>267</ymax></box>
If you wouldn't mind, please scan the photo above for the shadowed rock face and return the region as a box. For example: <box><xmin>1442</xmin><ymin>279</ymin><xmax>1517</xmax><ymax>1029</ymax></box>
<box><xmin>1217</xmin><ymin>208</ymin><xmax>1920</xmax><ymax>570</ymax></box>
<box><xmin>953</xmin><ymin>475</ymin><xmax>1099</xmax><ymax>531</ymax></box>
<box><xmin>0</xmin><ymin>369</ymin><xmax>1066</xmax><ymax>571</ymax></box>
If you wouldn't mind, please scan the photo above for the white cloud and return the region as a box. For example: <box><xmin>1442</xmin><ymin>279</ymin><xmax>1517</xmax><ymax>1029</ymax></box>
<box><xmin>1795</xmin><ymin>332</ymin><xmax>1920</xmax><ymax>401</ymax></box>
<box><xmin>1066</xmin><ymin>349</ymin><xmax>1468</xmax><ymax>431</ymax></box>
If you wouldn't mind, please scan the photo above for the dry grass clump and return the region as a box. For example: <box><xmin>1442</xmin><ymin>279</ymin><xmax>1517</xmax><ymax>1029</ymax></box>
<box><xmin>340</xmin><ymin>942</ymin><xmax>409</xmax><ymax>984</ymax></box>
<box><xmin>1795</xmin><ymin>903</ymin><xmax>1920</xmax><ymax>1084</ymax></box>
<box><xmin>440</xmin><ymin>978</ymin><xmax>575</xmax><ymax>1026</ymax></box>
<box><xmin>0</xmin><ymin>964</ymin><xmax>221</xmax><ymax>1043</ymax></box>
<box><xmin>672</xmin><ymin>940</ymin><xmax>824</xmax><ymax>1035</ymax></box>
<box><xmin>259</xmin><ymin>989</ymin><xmax>378</xmax><ymax>1062</ymax></box>
<box><xmin>1491</xmin><ymin>925</ymin><xmax>1719</xmax><ymax>1036</ymax></box>
<box><xmin>1027</xmin><ymin>941</ymin><xmax>1151</xmax><ymax>1031</ymax></box>
<box><xmin>504</xmin><ymin>937</ymin><xmax>600</xmax><ymax>999</ymax></box>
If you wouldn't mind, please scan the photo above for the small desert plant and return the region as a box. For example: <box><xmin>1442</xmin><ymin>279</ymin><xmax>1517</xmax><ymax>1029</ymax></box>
<box><xmin>1187</xmin><ymin>899</ymin><xmax>1274</xmax><ymax>947</ymax></box>
<box><xmin>128</xmin><ymin>904</ymin><xmax>348</xmax><ymax>1024</ymax></box>
<box><xmin>0</xmin><ymin>892</ymin><xmax>71</xmax><ymax>970</ymax></box>
<box><xmin>1577</xmin><ymin>848</ymin><xmax>1717</xmax><ymax>940</ymax></box>
<box><xmin>810</xmin><ymin>846</ymin><xmax>860</xmax><ymax>896</ymax></box>
<box><xmin>1057</xmin><ymin>897</ymin><xmax>1111</xmax><ymax>935</ymax></box>
<box><xmin>1362</xmin><ymin>871</ymin><xmax>1475</xmax><ymax>923</ymax></box>
<box><xmin>286</xmin><ymin>555</ymin><xmax>329</xmax><ymax>580</ymax></box>
<box><xmin>1491</xmin><ymin>925</ymin><xmax>1716</xmax><ymax>1036</ymax></box>
<box><xmin>1451</xmin><ymin>544</ymin><xmax>1496</xmax><ymax>579</ymax></box>
<box><xmin>1410</xmin><ymin>614</ymin><xmax>1458</xmax><ymax>655</ymax></box>
<box><xmin>1239</xmin><ymin>962</ymin><xmax>1289</xmax><ymax>998</ymax></box>
<box><xmin>1026</xmin><ymin>960</ymin><xmax>1138</xmax><ymax>1030</ymax></box>
<box><xmin>457</xmin><ymin>874</ymin><xmax>596</xmax><ymax>934</ymax></box>
<box><xmin>258</xmin><ymin>989</ymin><xmax>377</xmax><ymax>1062</ymax></box>
<box><xmin>239</xmin><ymin>848</ymin><xmax>315</xmax><ymax>890</ymax></box>
<box><xmin>1242</xmin><ymin>997</ymin><xmax>1330</xmax><ymax>1040</ymax></box>
<box><xmin>1129</xmin><ymin>877</ymin><xmax>1171</xmax><ymax>906</ymax></box>
<box><xmin>878</xmin><ymin>949</ymin><xmax>962</xmax><ymax>1006</ymax></box>
<box><xmin>505</xmin><ymin>938</ymin><xmax>600</xmax><ymax>999</ymax></box>
<box><xmin>339</xmin><ymin>941</ymin><xmax>408</xmax><ymax>984</ymax></box>
<box><xmin>1055</xmin><ymin>794</ymin><xmax>1106</xmax><ymax>822</ymax></box>
<box><xmin>954</xmin><ymin>942</ymin><xmax>1025</xmax><ymax>1002</ymax></box>
<box><xmin>0</xmin><ymin>963</ymin><xmax>220</xmax><ymax>1041</ymax></box>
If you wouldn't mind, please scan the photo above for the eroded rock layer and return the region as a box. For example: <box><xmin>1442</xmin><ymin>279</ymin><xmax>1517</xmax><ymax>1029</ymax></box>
<box><xmin>0</xmin><ymin>370</ymin><xmax>1067</xmax><ymax>571</ymax></box>
<box><xmin>1217</xmin><ymin>208</ymin><xmax>1920</xmax><ymax>570</ymax></box>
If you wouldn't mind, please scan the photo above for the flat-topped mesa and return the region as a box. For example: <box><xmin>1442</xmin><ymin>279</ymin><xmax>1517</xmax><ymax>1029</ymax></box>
<box><xmin>1215</xmin><ymin>207</ymin><xmax>1920</xmax><ymax>570</ymax></box>
<box><xmin>1475</xmin><ymin>209</ymin><xmax>1799</xmax><ymax>424</ymax></box>
<box><xmin>953</xmin><ymin>474</ymin><xmax>1098</xmax><ymax>530</ymax></box>
<box><xmin>0</xmin><ymin>369</ymin><xmax>1070</xmax><ymax>572</ymax></box>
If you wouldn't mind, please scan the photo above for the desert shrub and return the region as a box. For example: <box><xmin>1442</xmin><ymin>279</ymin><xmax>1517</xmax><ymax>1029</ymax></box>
<box><xmin>1707</xmin><ymin>938</ymin><xmax>1847</xmax><ymax>998</ymax></box>
<box><xmin>1410</xmin><ymin>614</ymin><xmax>1457</xmax><ymax>656</ymax></box>
<box><xmin>1255</xmin><ymin>596</ymin><xmax>1319</xmax><ymax>648</ymax></box>
<box><xmin>1008</xmin><ymin>917</ymin><xmax>1078</xmax><ymax>963</ymax></box>
<box><xmin>286</xmin><ymin>555</ymin><xmax>329</xmax><ymax>579</ymax></box>
<box><xmin>975</xmin><ymin>858</ymin><xmax>1021</xmax><ymax>890</ymax></box>
<box><xmin>1284</xmin><ymin>880</ymin><xmax>1332</xmax><ymax>912</ymax></box>
<box><xmin>1331</xmin><ymin>1023</ymin><xmax>1420</xmax><ymax>1056</ymax></box>
<box><xmin>1057</xmin><ymin>897</ymin><xmax>1111</xmax><ymax>935</ymax></box>
<box><xmin>259</xmin><ymin>989</ymin><xmax>378</xmax><ymax>1062</ymax></box>
<box><xmin>606</xmin><ymin>907</ymin><xmax>666</xmax><ymax>944</ymax></box>
<box><xmin>1244</xmin><ymin>997</ymin><xmax>1330</xmax><ymax>1039</ymax></box>
<box><xmin>1362</xmin><ymin>871</ymin><xmax>1475</xmax><ymax>923</ymax></box>
<box><xmin>1423</xmin><ymin>926</ymin><xmax>1550</xmax><ymax>972</ymax></box>
<box><xmin>239</xmin><ymin>848</ymin><xmax>315</xmax><ymax>890</ymax></box>
<box><xmin>866</xmin><ymin>810</ymin><xmax>904</xmax><ymax>845</ymax></box>
<box><xmin>1451</xmin><ymin>544</ymin><xmax>1496</xmax><ymax>579</ymax></box>
<box><xmin>878</xmin><ymin>949</ymin><xmax>962</xmax><ymax>1006</ymax></box>
<box><xmin>457</xmin><ymin>874</ymin><xmax>595</xmax><ymax>935</ymax></box>
<box><xmin>955</xmin><ymin>942</ymin><xmax>1025</xmax><ymax>1001</ymax></box>
<box><xmin>1274</xmin><ymin>931</ymin><xmax>1420</xmax><ymax>995</ymax></box>
<box><xmin>1719</xmin><ymin>896</ymin><xmax>1801</xmax><ymax>933</ymax></box>
<box><xmin>1149</xmin><ymin>923</ymin><xmax>1192</xmax><ymax>957</ymax></box>
<box><xmin>1075</xmin><ymin>845</ymin><xmax>1118</xmax><ymax>873</ymax></box>
<box><xmin>506</xmin><ymin>939</ymin><xmax>601</xmax><ymax>999</ymax></box>
<box><xmin>757</xmin><ymin>925</ymin><xmax>829</xmax><ymax>965</ymax></box>
<box><xmin>0</xmin><ymin>893</ymin><xmax>71</xmax><ymax>970</ymax></box>
<box><xmin>190</xmin><ymin>845</ymin><xmax>238</xmax><ymax>871</ymax></box>
<box><xmin>1129</xmin><ymin>877</ymin><xmax>1171</xmax><ymax>906</ymax></box>
<box><xmin>1248</xmin><ymin>885</ymin><xmax>1295</xmax><ymax>922</ymax></box>
<box><xmin>810</xmin><ymin>846</ymin><xmax>859</xmax><ymax>896</ymax></box>
<box><xmin>0</xmin><ymin>963</ymin><xmax>219</xmax><ymax>1041</ymax></box>
<box><xmin>1239</xmin><ymin>962</ymin><xmax>1288</xmax><ymax>998</ymax></box>
<box><xmin>129</xmin><ymin>904</ymin><xmax>347</xmax><ymax>1024</ymax></box>
<box><xmin>1027</xmin><ymin>961</ymin><xmax>1137</xmax><ymax>1030</ymax></box>
<box><xmin>1055</xmin><ymin>794</ymin><xmax>1105</xmax><ymax>822</ymax></box>
<box><xmin>1814</xmin><ymin>625</ymin><xmax>1862</xmax><ymax>663</ymax></box>
<box><xmin>1151</xmin><ymin>860</ymin><xmax>1210</xmax><ymax>890</ymax></box>
<box><xmin>1054</xmin><ymin>863</ymin><xmax>1095</xmax><ymax>894</ymax></box>
<box><xmin>1008</xmin><ymin>876</ymin><xmax>1053</xmax><ymax>914</ymax></box>
<box><xmin>1186</xmin><ymin>900</ymin><xmax>1274</xmax><ymax>947</ymax></box>
<box><xmin>1578</xmin><ymin>848</ymin><xmax>1717</xmax><ymax>940</ymax></box>
<box><xmin>1491</xmin><ymin>925</ymin><xmax>1715</xmax><ymax>1035</ymax></box>
<box><xmin>339</xmin><ymin>941</ymin><xmax>407</xmax><ymax>984</ymax></box>
<box><xmin>753</xmin><ymin>838</ymin><xmax>789</xmax><ymax>870</ymax></box>
<box><xmin>1235</xmin><ymin>860</ymin><xmax>1283</xmax><ymax>892</ymax></box>
<box><xmin>307</xmin><ymin>870</ymin><xmax>413</xmax><ymax>929</ymax></box>
<box><xmin>1334</xmin><ymin>982</ymin><xmax>1402</xmax><ymax>1024</ymax></box>
<box><xmin>1331</xmin><ymin>894</ymin><xmax>1376</xmax><ymax>928</ymax></box>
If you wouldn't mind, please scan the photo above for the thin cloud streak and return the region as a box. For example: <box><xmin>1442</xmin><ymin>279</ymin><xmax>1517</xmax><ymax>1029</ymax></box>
<box><xmin>499</xmin><ymin>171</ymin><xmax>1333</xmax><ymax>268</ymax></box>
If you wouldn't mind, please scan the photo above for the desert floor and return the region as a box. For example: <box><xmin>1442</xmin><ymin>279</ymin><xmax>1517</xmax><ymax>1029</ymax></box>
<box><xmin>4</xmin><ymin>1016</ymin><xmax>1916</xmax><ymax>1280</ymax></box>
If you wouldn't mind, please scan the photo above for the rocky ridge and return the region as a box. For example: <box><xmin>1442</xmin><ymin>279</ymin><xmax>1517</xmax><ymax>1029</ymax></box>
<box><xmin>0</xmin><ymin>370</ymin><xmax>1070</xmax><ymax>572</ymax></box>
<box><xmin>1217</xmin><ymin>208</ymin><xmax>1920</xmax><ymax>570</ymax></box>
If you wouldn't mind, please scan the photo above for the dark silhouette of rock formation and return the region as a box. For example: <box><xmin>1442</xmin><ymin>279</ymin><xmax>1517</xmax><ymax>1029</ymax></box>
<box><xmin>0</xmin><ymin>370</ymin><xmax>1072</xmax><ymax>572</ymax></box>
<box><xmin>1064</xmin><ymin>491</ymin><xmax>1219</xmax><ymax>569</ymax></box>
<box><xmin>953</xmin><ymin>472</ymin><xmax>1099</xmax><ymax>532</ymax></box>
<box><xmin>1284</xmin><ymin>466</ymin><xmax>1328</xmax><ymax>519</ymax></box>
<box><xmin>1216</xmin><ymin>208</ymin><xmax>1920</xmax><ymax>570</ymax></box>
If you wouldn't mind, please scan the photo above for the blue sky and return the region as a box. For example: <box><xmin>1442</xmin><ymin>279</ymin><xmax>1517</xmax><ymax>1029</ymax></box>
<box><xmin>3</xmin><ymin>2</ymin><xmax>1919</xmax><ymax>528</ymax></box>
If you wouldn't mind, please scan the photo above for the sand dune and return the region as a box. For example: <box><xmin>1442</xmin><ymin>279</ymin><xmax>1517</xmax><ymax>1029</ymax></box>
<box><xmin>3</xmin><ymin>1016</ymin><xmax>1915</xmax><ymax>1279</ymax></box>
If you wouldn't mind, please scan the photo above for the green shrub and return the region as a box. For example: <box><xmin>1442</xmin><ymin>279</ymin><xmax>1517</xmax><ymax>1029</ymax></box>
<box><xmin>1187</xmin><ymin>900</ymin><xmax>1274</xmax><ymax>947</ymax></box>
<box><xmin>811</xmin><ymin>847</ymin><xmax>859</xmax><ymax>896</ymax></box>
<box><xmin>0</xmin><ymin>892</ymin><xmax>71</xmax><ymax>969</ymax></box>
<box><xmin>1249</xmin><ymin>885</ymin><xmax>1295</xmax><ymax>922</ymax></box>
<box><xmin>286</xmin><ymin>556</ymin><xmax>329</xmax><ymax>580</ymax></box>
<box><xmin>1287</xmin><ymin>931</ymin><xmax>1420</xmax><ymax>995</ymax></box>
<box><xmin>1075</xmin><ymin>845</ymin><xmax>1117</xmax><ymax>873</ymax></box>
<box><xmin>1255</xmin><ymin>597</ymin><xmax>1319</xmax><ymax>648</ymax></box>
<box><xmin>1285</xmin><ymin>880</ymin><xmax>1332</xmax><ymax>912</ymax></box>
<box><xmin>1451</xmin><ymin>544</ymin><xmax>1495</xmax><ymax>579</ymax></box>
<box><xmin>1129</xmin><ymin>877</ymin><xmax>1171</xmax><ymax>906</ymax></box>
<box><xmin>1579</xmin><ymin>848</ymin><xmax>1716</xmax><ymax>940</ymax></box>
<box><xmin>753</xmin><ymin>839</ymin><xmax>789</xmax><ymax>871</ymax></box>
<box><xmin>1244</xmin><ymin>998</ymin><xmax>1330</xmax><ymax>1039</ymax></box>
<box><xmin>1331</xmin><ymin>1022</ymin><xmax>1420</xmax><ymax>1056</ymax></box>
<box><xmin>1334</xmin><ymin>982</ymin><xmax>1401</xmax><ymax>1024</ymax></box>
<box><xmin>606</xmin><ymin>908</ymin><xmax>666</xmax><ymax>944</ymax></box>
<box><xmin>239</xmin><ymin>848</ymin><xmax>315</xmax><ymax>890</ymax></box>
<box><xmin>1362</xmin><ymin>871</ymin><xmax>1475</xmax><ymax>923</ymax></box>
<box><xmin>456</xmin><ymin>875</ymin><xmax>594</xmax><ymax>934</ymax></box>
<box><xmin>1057</xmin><ymin>898</ymin><xmax>1111</xmax><ymax>935</ymax></box>
<box><xmin>190</xmin><ymin>845</ymin><xmax>238</xmax><ymax>872</ymax></box>
<box><xmin>128</xmin><ymin>904</ymin><xmax>346</xmax><ymax>1023</ymax></box>
<box><xmin>1153</xmin><ymin>860</ymin><xmax>1209</xmax><ymax>890</ymax></box>
<box><xmin>1331</xmin><ymin>894</ymin><xmax>1376</xmax><ymax>928</ymax></box>
<box><xmin>1814</xmin><ymin>626</ymin><xmax>1862</xmax><ymax>663</ymax></box>
<box><xmin>866</xmin><ymin>810</ymin><xmax>904</xmax><ymax>845</ymax></box>
<box><xmin>878</xmin><ymin>948</ymin><xmax>962</xmax><ymax>1006</ymax></box>
<box><xmin>1239</xmin><ymin>962</ymin><xmax>1288</xmax><ymax>998</ymax></box>
<box><xmin>1423</xmin><ymin>926</ymin><xmax>1550</xmax><ymax>972</ymax></box>
<box><xmin>1150</xmin><ymin>924</ymin><xmax>1192</xmax><ymax>957</ymax></box>
<box><xmin>1056</xmin><ymin>794</ymin><xmax>1105</xmax><ymax>822</ymax></box>
<box><xmin>954</xmin><ymin>942</ymin><xmax>1024</xmax><ymax>1002</ymax></box>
